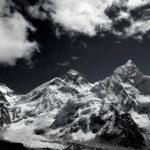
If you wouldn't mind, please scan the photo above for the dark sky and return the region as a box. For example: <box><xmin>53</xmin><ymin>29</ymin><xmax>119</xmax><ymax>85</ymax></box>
<box><xmin>1</xmin><ymin>21</ymin><xmax>150</xmax><ymax>94</ymax></box>
<box><xmin>1</xmin><ymin>0</ymin><xmax>150</xmax><ymax>94</ymax></box>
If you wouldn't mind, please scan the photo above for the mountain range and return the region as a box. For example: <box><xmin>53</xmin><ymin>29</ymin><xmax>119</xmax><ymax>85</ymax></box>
<box><xmin>0</xmin><ymin>60</ymin><xmax>150</xmax><ymax>150</ymax></box>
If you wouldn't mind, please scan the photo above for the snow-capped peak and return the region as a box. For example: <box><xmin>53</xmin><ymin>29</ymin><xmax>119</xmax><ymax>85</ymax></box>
<box><xmin>2</xmin><ymin>60</ymin><xmax>150</xmax><ymax>150</ymax></box>
<box><xmin>125</xmin><ymin>59</ymin><xmax>136</xmax><ymax>67</ymax></box>
<box><xmin>61</xmin><ymin>69</ymin><xmax>92</xmax><ymax>92</ymax></box>
<box><xmin>112</xmin><ymin>60</ymin><xmax>142</xmax><ymax>84</ymax></box>
<box><xmin>0</xmin><ymin>83</ymin><xmax>13</xmax><ymax>94</ymax></box>
<box><xmin>61</xmin><ymin>69</ymin><xmax>81</xmax><ymax>80</ymax></box>
<box><xmin>0</xmin><ymin>83</ymin><xmax>22</xmax><ymax>105</ymax></box>
<box><xmin>61</xmin><ymin>69</ymin><xmax>87</xmax><ymax>84</ymax></box>
<box><xmin>114</xmin><ymin>60</ymin><xmax>139</xmax><ymax>74</ymax></box>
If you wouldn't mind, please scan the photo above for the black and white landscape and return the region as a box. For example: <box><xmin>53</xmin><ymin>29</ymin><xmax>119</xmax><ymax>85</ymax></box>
<box><xmin>1</xmin><ymin>0</ymin><xmax>150</xmax><ymax>150</ymax></box>
<box><xmin>0</xmin><ymin>60</ymin><xmax>150</xmax><ymax>150</ymax></box>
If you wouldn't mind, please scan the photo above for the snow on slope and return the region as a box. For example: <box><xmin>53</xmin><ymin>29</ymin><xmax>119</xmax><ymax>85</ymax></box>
<box><xmin>12</xmin><ymin>70</ymin><xmax>93</xmax><ymax>122</ymax></box>
<box><xmin>2</xmin><ymin>60</ymin><xmax>150</xmax><ymax>149</ymax></box>
<box><xmin>0</xmin><ymin>83</ymin><xmax>22</xmax><ymax>127</ymax></box>
<box><xmin>4</xmin><ymin>119</ymin><xmax>66</xmax><ymax>150</ymax></box>
<box><xmin>0</xmin><ymin>83</ymin><xmax>22</xmax><ymax>105</ymax></box>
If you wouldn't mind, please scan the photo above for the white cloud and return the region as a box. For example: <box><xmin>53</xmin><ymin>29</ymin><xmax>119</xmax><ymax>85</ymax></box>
<box><xmin>56</xmin><ymin>62</ymin><xmax>70</xmax><ymax>67</ymax></box>
<box><xmin>29</xmin><ymin>0</ymin><xmax>150</xmax><ymax>40</ymax></box>
<box><xmin>125</xmin><ymin>20</ymin><xmax>150</xmax><ymax>38</ymax></box>
<box><xmin>126</xmin><ymin>0</ymin><xmax>150</xmax><ymax>9</ymax></box>
<box><xmin>0</xmin><ymin>0</ymin><xmax>38</xmax><ymax>66</ymax></box>
<box><xmin>51</xmin><ymin>0</ymin><xmax>114</xmax><ymax>36</ymax></box>
<box><xmin>29</xmin><ymin>0</ymin><xmax>114</xmax><ymax>36</ymax></box>
<box><xmin>71</xmin><ymin>56</ymin><xmax>80</xmax><ymax>61</ymax></box>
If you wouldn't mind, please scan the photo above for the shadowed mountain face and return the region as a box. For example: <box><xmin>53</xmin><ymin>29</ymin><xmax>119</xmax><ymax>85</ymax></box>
<box><xmin>0</xmin><ymin>103</ymin><xmax>10</xmax><ymax>127</ymax></box>
<box><xmin>97</xmin><ymin>108</ymin><xmax>145</xmax><ymax>148</ymax></box>
<box><xmin>0</xmin><ymin>140</ymin><xmax>56</xmax><ymax>150</ymax></box>
<box><xmin>0</xmin><ymin>60</ymin><xmax>150</xmax><ymax>150</ymax></box>
<box><xmin>0</xmin><ymin>140</ymin><xmax>26</xmax><ymax>150</ymax></box>
<box><xmin>0</xmin><ymin>84</ymin><xmax>21</xmax><ymax>127</ymax></box>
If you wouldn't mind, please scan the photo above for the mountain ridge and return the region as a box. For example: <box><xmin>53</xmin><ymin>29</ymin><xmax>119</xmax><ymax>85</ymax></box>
<box><xmin>0</xmin><ymin>60</ymin><xmax>150</xmax><ymax>150</ymax></box>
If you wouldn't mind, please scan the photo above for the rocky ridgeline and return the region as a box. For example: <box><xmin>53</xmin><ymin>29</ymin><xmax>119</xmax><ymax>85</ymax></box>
<box><xmin>0</xmin><ymin>60</ymin><xmax>150</xmax><ymax>150</ymax></box>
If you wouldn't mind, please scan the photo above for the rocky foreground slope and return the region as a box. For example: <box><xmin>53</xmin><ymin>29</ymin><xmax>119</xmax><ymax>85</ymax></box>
<box><xmin>0</xmin><ymin>60</ymin><xmax>150</xmax><ymax>150</ymax></box>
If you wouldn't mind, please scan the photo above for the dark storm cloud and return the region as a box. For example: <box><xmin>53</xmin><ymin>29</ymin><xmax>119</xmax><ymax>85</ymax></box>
<box><xmin>27</xmin><ymin>0</ymin><xmax>150</xmax><ymax>40</ymax></box>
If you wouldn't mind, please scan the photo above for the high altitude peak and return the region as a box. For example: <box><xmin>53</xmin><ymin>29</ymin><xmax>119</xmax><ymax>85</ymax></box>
<box><xmin>123</xmin><ymin>59</ymin><xmax>139</xmax><ymax>72</ymax></box>
<box><xmin>67</xmin><ymin>69</ymin><xmax>79</xmax><ymax>75</ymax></box>
<box><xmin>112</xmin><ymin>59</ymin><xmax>141</xmax><ymax>84</ymax></box>
<box><xmin>114</xmin><ymin>59</ymin><xmax>138</xmax><ymax>73</ymax></box>
<box><xmin>61</xmin><ymin>69</ymin><xmax>89</xmax><ymax>86</ymax></box>
<box><xmin>125</xmin><ymin>59</ymin><xmax>136</xmax><ymax>67</ymax></box>
<box><xmin>0</xmin><ymin>83</ymin><xmax>13</xmax><ymax>94</ymax></box>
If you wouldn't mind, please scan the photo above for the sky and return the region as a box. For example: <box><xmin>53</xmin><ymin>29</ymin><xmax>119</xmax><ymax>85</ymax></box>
<box><xmin>1</xmin><ymin>0</ymin><xmax>150</xmax><ymax>94</ymax></box>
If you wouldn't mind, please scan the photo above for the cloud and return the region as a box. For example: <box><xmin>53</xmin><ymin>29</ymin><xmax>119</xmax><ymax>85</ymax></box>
<box><xmin>126</xmin><ymin>0</ymin><xmax>150</xmax><ymax>9</ymax></box>
<box><xmin>125</xmin><ymin>20</ymin><xmax>150</xmax><ymax>40</ymax></box>
<box><xmin>71</xmin><ymin>56</ymin><xmax>80</xmax><ymax>61</ymax></box>
<box><xmin>29</xmin><ymin>0</ymin><xmax>150</xmax><ymax>39</ymax></box>
<box><xmin>29</xmin><ymin>0</ymin><xmax>113</xmax><ymax>36</ymax></box>
<box><xmin>0</xmin><ymin>0</ymin><xmax>38</xmax><ymax>66</ymax></box>
<box><xmin>56</xmin><ymin>61</ymin><xmax>70</xmax><ymax>67</ymax></box>
<box><xmin>55</xmin><ymin>61</ymin><xmax>70</xmax><ymax>71</ymax></box>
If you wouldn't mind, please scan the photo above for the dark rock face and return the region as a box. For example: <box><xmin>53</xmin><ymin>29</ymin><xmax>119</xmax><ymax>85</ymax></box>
<box><xmin>51</xmin><ymin>100</ymin><xmax>79</xmax><ymax>129</ymax></box>
<box><xmin>97</xmin><ymin>108</ymin><xmax>145</xmax><ymax>149</ymax></box>
<box><xmin>0</xmin><ymin>92</ymin><xmax>9</xmax><ymax>105</ymax></box>
<box><xmin>58</xmin><ymin>86</ymin><xmax>79</xmax><ymax>95</ymax></box>
<box><xmin>64</xmin><ymin>142</ymin><xmax>105</xmax><ymax>150</ymax></box>
<box><xmin>0</xmin><ymin>103</ymin><xmax>11</xmax><ymax>127</ymax></box>
<box><xmin>0</xmin><ymin>140</ymin><xmax>26</xmax><ymax>150</ymax></box>
<box><xmin>0</xmin><ymin>140</ymin><xmax>55</xmax><ymax>150</ymax></box>
<box><xmin>0</xmin><ymin>90</ymin><xmax>11</xmax><ymax>127</ymax></box>
<box><xmin>90</xmin><ymin>114</ymin><xmax>106</xmax><ymax>133</ymax></box>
